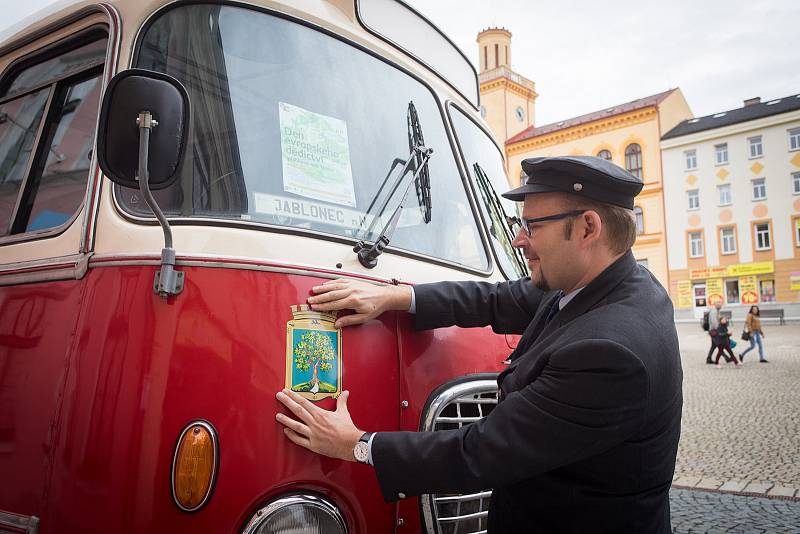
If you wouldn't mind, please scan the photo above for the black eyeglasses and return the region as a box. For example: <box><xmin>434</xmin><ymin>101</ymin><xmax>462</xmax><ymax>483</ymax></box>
<box><xmin>506</xmin><ymin>210</ymin><xmax>585</xmax><ymax>237</ymax></box>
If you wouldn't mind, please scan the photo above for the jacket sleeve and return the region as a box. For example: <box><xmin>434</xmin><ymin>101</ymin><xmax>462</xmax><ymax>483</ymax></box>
<box><xmin>413</xmin><ymin>278</ymin><xmax>544</xmax><ymax>335</ymax></box>
<box><xmin>371</xmin><ymin>339</ymin><xmax>649</xmax><ymax>501</ymax></box>
<box><xmin>745</xmin><ymin>314</ymin><xmax>753</xmax><ymax>331</ymax></box>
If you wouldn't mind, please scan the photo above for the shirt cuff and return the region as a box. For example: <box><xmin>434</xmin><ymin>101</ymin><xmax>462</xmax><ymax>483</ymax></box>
<box><xmin>367</xmin><ymin>432</ymin><xmax>377</xmax><ymax>465</ymax></box>
<box><xmin>408</xmin><ymin>287</ymin><xmax>416</xmax><ymax>314</ymax></box>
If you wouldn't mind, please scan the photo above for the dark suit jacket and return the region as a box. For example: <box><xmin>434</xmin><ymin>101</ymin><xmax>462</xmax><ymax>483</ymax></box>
<box><xmin>372</xmin><ymin>251</ymin><xmax>683</xmax><ymax>533</ymax></box>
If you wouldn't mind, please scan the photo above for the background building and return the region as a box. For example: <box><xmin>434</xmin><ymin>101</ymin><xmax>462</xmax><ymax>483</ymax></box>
<box><xmin>662</xmin><ymin>94</ymin><xmax>800</xmax><ymax>319</ymax></box>
<box><xmin>503</xmin><ymin>90</ymin><xmax>692</xmax><ymax>289</ymax></box>
<box><xmin>475</xmin><ymin>28</ymin><xmax>691</xmax><ymax>290</ymax></box>
<box><xmin>476</xmin><ymin>28</ymin><xmax>537</xmax><ymax>149</ymax></box>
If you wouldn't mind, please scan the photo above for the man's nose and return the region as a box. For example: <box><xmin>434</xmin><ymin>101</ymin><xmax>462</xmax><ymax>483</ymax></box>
<box><xmin>511</xmin><ymin>229</ymin><xmax>527</xmax><ymax>249</ymax></box>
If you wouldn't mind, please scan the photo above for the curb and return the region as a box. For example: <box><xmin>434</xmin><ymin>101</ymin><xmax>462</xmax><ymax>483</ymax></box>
<box><xmin>671</xmin><ymin>476</ymin><xmax>800</xmax><ymax>502</ymax></box>
<box><xmin>672</xmin><ymin>484</ymin><xmax>800</xmax><ymax>502</ymax></box>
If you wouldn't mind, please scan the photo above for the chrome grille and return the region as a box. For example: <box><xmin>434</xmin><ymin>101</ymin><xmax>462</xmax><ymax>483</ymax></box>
<box><xmin>420</xmin><ymin>379</ymin><xmax>498</xmax><ymax>534</ymax></box>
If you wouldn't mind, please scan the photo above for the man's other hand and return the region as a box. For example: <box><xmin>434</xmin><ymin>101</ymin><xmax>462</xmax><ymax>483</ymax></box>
<box><xmin>275</xmin><ymin>389</ymin><xmax>363</xmax><ymax>462</ymax></box>
<box><xmin>308</xmin><ymin>278</ymin><xmax>412</xmax><ymax>328</ymax></box>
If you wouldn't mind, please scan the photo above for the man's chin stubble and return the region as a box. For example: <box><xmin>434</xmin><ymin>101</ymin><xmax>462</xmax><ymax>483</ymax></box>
<box><xmin>533</xmin><ymin>272</ymin><xmax>550</xmax><ymax>292</ymax></box>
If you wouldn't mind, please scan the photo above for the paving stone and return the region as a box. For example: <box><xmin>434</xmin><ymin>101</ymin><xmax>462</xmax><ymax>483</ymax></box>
<box><xmin>674</xmin><ymin>476</ymin><xmax>702</xmax><ymax>487</ymax></box>
<box><xmin>718</xmin><ymin>480</ymin><xmax>748</xmax><ymax>492</ymax></box>
<box><xmin>694</xmin><ymin>477</ymin><xmax>724</xmax><ymax>490</ymax></box>
<box><xmin>767</xmin><ymin>485</ymin><xmax>797</xmax><ymax>497</ymax></box>
<box><xmin>673</xmin><ymin>324</ymin><xmax>800</xmax><ymax>489</ymax></box>
<box><xmin>670</xmin><ymin>488</ymin><xmax>800</xmax><ymax>532</ymax></box>
<box><xmin>668</xmin><ymin>324</ymin><xmax>800</xmax><ymax>530</ymax></box>
<box><xmin>743</xmin><ymin>481</ymin><xmax>774</xmax><ymax>494</ymax></box>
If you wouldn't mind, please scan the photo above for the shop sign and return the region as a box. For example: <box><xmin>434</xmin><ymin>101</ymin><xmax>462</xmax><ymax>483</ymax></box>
<box><xmin>739</xmin><ymin>276</ymin><xmax>759</xmax><ymax>304</ymax></box>
<box><xmin>706</xmin><ymin>278</ymin><xmax>724</xmax><ymax>306</ymax></box>
<box><xmin>690</xmin><ymin>262</ymin><xmax>774</xmax><ymax>280</ymax></box>
<box><xmin>676</xmin><ymin>280</ymin><xmax>693</xmax><ymax>308</ymax></box>
<box><xmin>689</xmin><ymin>267</ymin><xmax>726</xmax><ymax>280</ymax></box>
<box><xmin>726</xmin><ymin>261</ymin><xmax>774</xmax><ymax>277</ymax></box>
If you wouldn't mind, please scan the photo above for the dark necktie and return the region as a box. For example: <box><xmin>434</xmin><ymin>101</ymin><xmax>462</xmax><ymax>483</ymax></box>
<box><xmin>544</xmin><ymin>291</ymin><xmax>564</xmax><ymax>325</ymax></box>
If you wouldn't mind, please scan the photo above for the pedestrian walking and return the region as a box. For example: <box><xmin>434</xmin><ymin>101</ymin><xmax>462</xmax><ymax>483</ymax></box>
<box><xmin>705</xmin><ymin>302</ymin><xmax>722</xmax><ymax>364</ymax></box>
<box><xmin>740</xmin><ymin>305</ymin><xmax>768</xmax><ymax>363</ymax></box>
<box><xmin>714</xmin><ymin>317</ymin><xmax>740</xmax><ymax>367</ymax></box>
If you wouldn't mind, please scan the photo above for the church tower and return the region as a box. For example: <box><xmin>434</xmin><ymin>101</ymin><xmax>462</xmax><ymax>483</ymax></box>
<box><xmin>477</xmin><ymin>28</ymin><xmax>538</xmax><ymax>145</ymax></box>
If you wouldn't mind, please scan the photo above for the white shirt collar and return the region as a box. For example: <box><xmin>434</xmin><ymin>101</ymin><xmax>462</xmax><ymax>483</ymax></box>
<box><xmin>558</xmin><ymin>287</ymin><xmax>584</xmax><ymax>311</ymax></box>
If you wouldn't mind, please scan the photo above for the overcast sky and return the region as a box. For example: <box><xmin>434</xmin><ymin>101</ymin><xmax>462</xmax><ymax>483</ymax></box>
<box><xmin>404</xmin><ymin>0</ymin><xmax>800</xmax><ymax>125</ymax></box>
<box><xmin>4</xmin><ymin>0</ymin><xmax>799</xmax><ymax>126</ymax></box>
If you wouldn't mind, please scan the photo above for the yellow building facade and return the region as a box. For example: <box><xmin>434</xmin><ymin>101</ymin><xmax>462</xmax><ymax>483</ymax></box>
<box><xmin>475</xmin><ymin>28</ymin><xmax>693</xmax><ymax>290</ymax></box>
<box><xmin>502</xmin><ymin>90</ymin><xmax>693</xmax><ymax>288</ymax></box>
<box><xmin>476</xmin><ymin>28</ymin><xmax>537</xmax><ymax>146</ymax></box>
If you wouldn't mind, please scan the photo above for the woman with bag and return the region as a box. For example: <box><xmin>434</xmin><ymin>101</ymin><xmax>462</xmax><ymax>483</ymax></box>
<box><xmin>740</xmin><ymin>305</ymin><xmax>768</xmax><ymax>363</ymax></box>
<box><xmin>714</xmin><ymin>317</ymin><xmax>740</xmax><ymax>367</ymax></box>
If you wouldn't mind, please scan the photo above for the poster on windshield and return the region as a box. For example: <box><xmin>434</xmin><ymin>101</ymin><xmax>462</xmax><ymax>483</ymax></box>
<box><xmin>279</xmin><ymin>102</ymin><xmax>356</xmax><ymax>207</ymax></box>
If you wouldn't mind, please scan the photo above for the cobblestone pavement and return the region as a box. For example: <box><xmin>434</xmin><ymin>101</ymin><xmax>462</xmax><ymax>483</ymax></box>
<box><xmin>670</xmin><ymin>488</ymin><xmax>800</xmax><ymax>533</ymax></box>
<box><xmin>674</xmin><ymin>322</ymin><xmax>800</xmax><ymax>495</ymax></box>
<box><xmin>670</xmin><ymin>322</ymin><xmax>800</xmax><ymax>532</ymax></box>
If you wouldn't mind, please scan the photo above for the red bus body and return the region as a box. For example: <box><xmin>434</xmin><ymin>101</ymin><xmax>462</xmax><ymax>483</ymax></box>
<box><xmin>0</xmin><ymin>1</ymin><xmax>522</xmax><ymax>532</ymax></box>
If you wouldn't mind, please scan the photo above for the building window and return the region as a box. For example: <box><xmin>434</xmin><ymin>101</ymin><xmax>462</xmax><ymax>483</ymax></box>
<box><xmin>789</xmin><ymin>127</ymin><xmax>800</xmax><ymax>151</ymax></box>
<box><xmin>748</xmin><ymin>135</ymin><xmax>763</xmax><ymax>158</ymax></box>
<box><xmin>625</xmin><ymin>143</ymin><xmax>643</xmax><ymax>178</ymax></box>
<box><xmin>689</xmin><ymin>231</ymin><xmax>704</xmax><ymax>257</ymax></box>
<box><xmin>794</xmin><ymin>217</ymin><xmax>800</xmax><ymax>247</ymax></box>
<box><xmin>597</xmin><ymin>149</ymin><xmax>612</xmax><ymax>161</ymax></box>
<box><xmin>717</xmin><ymin>183</ymin><xmax>732</xmax><ymax>205</ymax></box>
<box><xmin>633</xmin><ymin>206</ymin><xmax>644</xmax><ymax>234</ymax></box>
<box><xmin>794</xmin><ymin>172</ymin><xmax>800</xmax><ymax>194</ymax></box>
<box><xmin>725</xmin><ymin>279</ymin><xmax>740</xmax><ymax>304</ymax></box>
<box><xmin>754</xmin><ymin>222</ymin><xmax>771</xmax><ymax>250</ymax></box>
<box><xmin>514</xmin><ymin>106</ymin><xmax>525</xmax><ymax>122</ymax></box>
<box><xmin>720</xmin><ymin>227</ymin><xmax>736</xmax><ymax>254</ymax></box>
<box><xmin>687</xmin><ymin>189</ymin><xmax>700</xmax><ymax>210</ymax></box>
<box><xmin>759</xmin><ymin>279</ymin><xmax>776</xmax><ymax>302</ymax></box>
<box><xmin>483</xmin><ymin>46</ymin><xmax>488</xmax><ymax>70</ymax></box>
<box><xmin>494</xmin><ymin>43</ymin><xmax>499</xmax><ymax>68</ymax></box>
<box><xmin>751</xmin><ymin>178</ymin><xmax>766</xmax><ymax>200</ymax></box>
<box><xmin>715</xmin><ymin>143</ymin><xmax>728</xmax><ymax>165</ymax></box>
<box><xmin>684</xmin><ymin>149</ymin><xmax>697</xmax><ymax>170</ymax></box>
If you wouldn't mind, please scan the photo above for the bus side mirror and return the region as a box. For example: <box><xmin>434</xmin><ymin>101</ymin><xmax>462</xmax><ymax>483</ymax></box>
<box><xmin>96</xmin><ymin>68</ymin><xmax>189</xmax><ymax>189</ymax></box>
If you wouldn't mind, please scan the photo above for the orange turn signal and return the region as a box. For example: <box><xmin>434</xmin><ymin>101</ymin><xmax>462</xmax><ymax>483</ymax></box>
<box><xmin>171</xmin><ymin>421</ymin><xmax>218</xmax><ymax>512</ymax></box>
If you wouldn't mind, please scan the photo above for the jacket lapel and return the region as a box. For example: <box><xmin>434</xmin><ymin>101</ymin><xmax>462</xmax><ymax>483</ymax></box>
<box><xmin>502</xmin><ymin>251</ymin><xmax>638</xmax><ymax>375</ymax></box>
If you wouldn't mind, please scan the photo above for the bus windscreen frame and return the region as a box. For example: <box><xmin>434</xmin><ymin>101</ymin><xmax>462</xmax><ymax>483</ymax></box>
<box><xmin>355</xmin><ymin>0</ymin><xmax>480</xmax><ymax>109</ymax></box>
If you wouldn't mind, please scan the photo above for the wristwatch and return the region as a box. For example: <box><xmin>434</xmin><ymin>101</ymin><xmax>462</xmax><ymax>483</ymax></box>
<box><xmin>353</xmin><ymin>432</ymin><xmax>373</xmax><ymax>464</ymax></box>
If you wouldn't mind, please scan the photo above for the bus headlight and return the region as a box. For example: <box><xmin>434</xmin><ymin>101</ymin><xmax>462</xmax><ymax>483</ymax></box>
<box><xmin>241</xmin><ymin>494</ymin><xmax>347</xmax><ymax>534</ymax></box>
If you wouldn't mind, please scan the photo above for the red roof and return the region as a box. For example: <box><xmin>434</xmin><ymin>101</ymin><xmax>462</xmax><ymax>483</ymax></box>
<box><xmin>506</xmin><ymin>88</ymin><xmax>677</xmax><ymax>144</ymax></box>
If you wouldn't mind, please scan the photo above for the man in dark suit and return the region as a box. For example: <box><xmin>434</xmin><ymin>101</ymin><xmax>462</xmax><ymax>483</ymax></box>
<box><xmin>276</xmin><ymin>156</ymin><xmax>683</xmax><ymax>533</ymax></box>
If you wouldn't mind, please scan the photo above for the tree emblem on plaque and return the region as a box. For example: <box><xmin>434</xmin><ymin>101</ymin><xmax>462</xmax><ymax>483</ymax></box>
<box><xmin>285</xmin><ymin>305</ymin><xmax>342</xmax><ymax>401</ymax></box>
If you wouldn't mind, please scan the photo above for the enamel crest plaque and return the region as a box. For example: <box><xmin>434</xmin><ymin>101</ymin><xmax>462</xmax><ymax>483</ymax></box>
<box><xmin>285</xmin><ymin>305</ymin><xmax>342</xmax><ymax>401</ymax></box>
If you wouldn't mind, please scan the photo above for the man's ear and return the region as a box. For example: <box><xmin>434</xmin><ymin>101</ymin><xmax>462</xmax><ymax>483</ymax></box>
<box><xmin>580</xmin><ymin>210</ymin><xmax>603</xmax><ymax>246</ymax></box>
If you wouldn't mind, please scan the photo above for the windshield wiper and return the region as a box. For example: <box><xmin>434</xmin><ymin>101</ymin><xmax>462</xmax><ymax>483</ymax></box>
<box><xmin>353</xmin><ymin>101</ymin><xmax>433</xmax><ymax>268</ymax></box>
<box><xmin>473</xmin><ymin>162</ymin><xmax>528</xmax><ymax>274</ymax></box>
<box><xmin>409</xmin><ymin>101</ymin><xmax>432</xmax><ymax>223</ymax></box>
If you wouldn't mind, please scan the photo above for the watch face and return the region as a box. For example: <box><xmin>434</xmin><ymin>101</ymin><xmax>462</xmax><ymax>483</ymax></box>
<box><xmin>354</xmin><ymin>441</ymin><xmax>369</xmax><ymax>463</ymax></box>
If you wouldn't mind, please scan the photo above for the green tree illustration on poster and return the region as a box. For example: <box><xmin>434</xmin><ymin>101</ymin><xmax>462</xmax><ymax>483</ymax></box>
<box><xmin>292</xmin><ymin>331</ymin><xmax>337</xmax><ymax>394</ymax></box>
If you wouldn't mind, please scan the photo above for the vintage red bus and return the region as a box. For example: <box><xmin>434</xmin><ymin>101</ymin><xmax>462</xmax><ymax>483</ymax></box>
<box><xmin>0</xmin><ymin>1</ymin><xmax>526</xmax><ymax>532</ymax></box>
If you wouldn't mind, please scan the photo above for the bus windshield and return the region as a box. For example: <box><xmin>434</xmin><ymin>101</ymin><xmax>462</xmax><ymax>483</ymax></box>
<box><xmin>119</xmin><ymin>3</ymin><xmax>487</xmax><ymax>270</ymax></box>
<box><xmin>449</xmin><ymin>105</ymin><xmax>527</xmax><ymax>279</ymax></box>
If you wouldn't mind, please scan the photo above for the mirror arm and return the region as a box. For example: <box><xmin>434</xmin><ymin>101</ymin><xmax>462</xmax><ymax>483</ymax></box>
<box><xmin>137</xmin><ymin>111</ymin><xmax>184</xmax><ymax>298</ymax></box>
